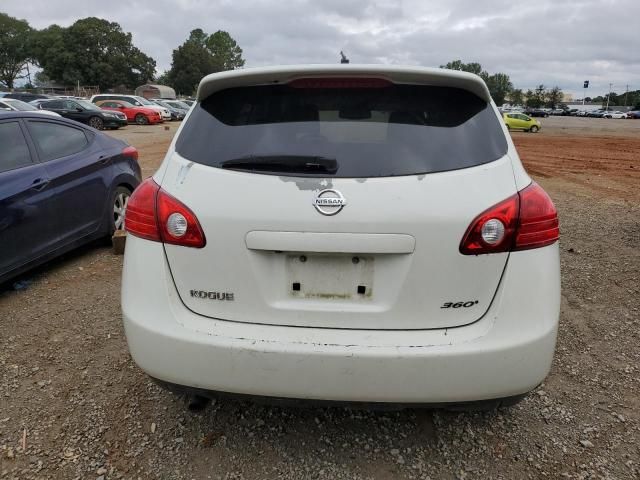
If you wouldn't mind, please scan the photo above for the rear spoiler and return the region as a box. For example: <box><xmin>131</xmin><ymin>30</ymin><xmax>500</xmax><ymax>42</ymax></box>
<box><xmin>196</xmin><ymin>64</ymin><xmax>492</xmax><ymax>103</ymax></box>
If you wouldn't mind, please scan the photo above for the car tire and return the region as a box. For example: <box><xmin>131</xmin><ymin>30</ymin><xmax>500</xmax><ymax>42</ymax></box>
<box><xmin>89</xmin><ymin>116</ymin><xmax>104</xmax><ymax>130</ymax></box>
<box><xmin>505</xmin><ymin>124</ymin><xmax>511</xmax><ymax>131</ymax></box>
<box><xmin>109</xmin><ymin>186</ymin><xmax>132</xmax><ymax>234</ymax></box>
<box><xmin>530</xmin><ymin>125</ymin><xmax>540</xmax><ymax>133</ymax></box>
<box><xmin>135</xmin><ymin>113</ymin><xmax>149</xmax><ymax>125</ymax></box>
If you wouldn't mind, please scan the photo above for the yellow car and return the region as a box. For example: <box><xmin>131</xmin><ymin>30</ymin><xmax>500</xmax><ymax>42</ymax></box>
<box><xmin>503</xmin><ymin>112</ymin><xmax>541</xmax><ymax>133</ymax></box>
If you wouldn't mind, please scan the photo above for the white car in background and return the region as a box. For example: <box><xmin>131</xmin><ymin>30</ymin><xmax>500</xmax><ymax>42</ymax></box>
<box><xmin>602</xmin><ymin>111</ymin><xmax>628</xmax><ymax>119</ymax></box>
<box><xmin>0</xmin><ymin>98</ymin><xmax>61</xmax><ymax>117</ymax></box>
<box><xmin>122</xmin><ymin>65</ymin><xmax>561</xmax><ymax>410</ymax></box>
<box><xmin>89</xmin><ymin>94</ymin><xmax>171</xmax><ymax>120</ymax></box>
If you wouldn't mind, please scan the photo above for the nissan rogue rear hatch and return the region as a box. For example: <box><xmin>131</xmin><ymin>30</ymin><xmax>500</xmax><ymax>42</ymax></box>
<box><xmin>162</xmin><ymin>75</ymin><xmax>514</xmax><ymax>330</ymax></box>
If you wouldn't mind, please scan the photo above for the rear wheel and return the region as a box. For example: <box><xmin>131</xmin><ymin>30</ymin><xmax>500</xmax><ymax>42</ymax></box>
<box><xmin>530</xmin><ymin>125</ymin><xmax>540</xmax><ymax>133</ymax></box>
<box><xmin>89</xmin><ymin>116</ymin><xmax>104</xmax><ymax>130</ymax></box>
<box><xmin>135</xmin><ymin>113</ymin><xmax>149</xmax><ymax>125</ymax></box>
<box><xmin>110</xmin><ymin>186</ymin><xmax>132</xmax><ymax>234</ymax></box>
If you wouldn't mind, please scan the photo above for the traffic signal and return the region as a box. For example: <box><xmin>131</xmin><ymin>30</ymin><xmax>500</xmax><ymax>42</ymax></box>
<box><xmin>584</xmin><ymin>81</ymin><xmax>589</xmax><ymax>88</ymax></box>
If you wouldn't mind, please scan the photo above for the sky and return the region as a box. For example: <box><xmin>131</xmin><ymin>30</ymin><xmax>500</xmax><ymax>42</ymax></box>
<box><xmin>3</xmin><ymin>0</ymin><xmax>639</xmax><ymax>99</ymax></box>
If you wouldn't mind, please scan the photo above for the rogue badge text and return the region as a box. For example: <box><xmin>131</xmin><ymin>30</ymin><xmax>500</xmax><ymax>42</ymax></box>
<box><xmin>190</xmin><ymin>290</ymin><xmax>234</xmax><ymax>301</ymax></box>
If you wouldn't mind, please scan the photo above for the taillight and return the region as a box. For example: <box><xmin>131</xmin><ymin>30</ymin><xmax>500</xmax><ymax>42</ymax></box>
<box><xmin>513</xmin><ymin>182</ymin><xmax>560</xmax><ymax>251</ymax></box>
<box><xmin>288</xmin><ymin>77</ymin><xmax>392</xmax><ymax>89</ymax></box>
<box><xmin>124</xmin><ymin>179</ymin><xmax>160</xmax><ymax>242</ymax></box>
<box><xmin>460</xmin><ymin>182</ymin><xmax>559</xmax><ymax>255</ymax></box>
<box><xmin>122</xmin><ymin>145</ymin><xmax>138</xmax><ymax>161</ymax></box>
<box><xmin>125</xmin><ymin>178</ymin><xmax>206</xmax><ymax>248</ymax></box>
<box><xmin>156</xmin><ymin>188</ymin><xmax>206</xmax><ymax>248</ymax></box>
<box><xmin>459</xmin><ymin>193</ymin><xmax>519</xmax><ymax>255</ymax></box>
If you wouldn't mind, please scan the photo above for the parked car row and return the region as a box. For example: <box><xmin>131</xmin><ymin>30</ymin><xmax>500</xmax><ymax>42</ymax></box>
<box><xmin>37</xmin><ymin>99</ymin><xmax>128</xmax><ymax>130</ymax></box>
<box><xmin>1</xmin><ymin>92</ymin><xmax>194</xmax><ymax>131</ymax></box>
<box><xmin>582</xmin><ymin>109</ymin><xmax>635</xmax><ymax>119</ymax></box>
<box><xmin>502</xmin><ymin>104</ymin><xmax>640</xmax><ymax>119</ymax></box>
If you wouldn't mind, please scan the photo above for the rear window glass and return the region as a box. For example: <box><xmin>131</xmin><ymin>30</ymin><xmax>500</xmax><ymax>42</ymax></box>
<box><xmin>27</xmin><ymin>121</ymin><xmax>89</xmax><ymax>161</ymax></box>
<box><xmin>176</xmin><ymin>84</ymin><xmax>507</xmax><ymax>177</ymax></box>
<box><xmin>0</xmin><ymin>122</ymin><xmax>32</xmax><ymax>172</ymax></box>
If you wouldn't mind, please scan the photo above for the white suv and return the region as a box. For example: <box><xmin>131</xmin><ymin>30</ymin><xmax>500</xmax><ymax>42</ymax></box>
<box><xmin>90</xmin><ymin>94</ymin><xmax>171</xmax><ymax>120</ymax></box>
<box><xmin>122</xmin><ymin>65</ymin><xmax>560</xmax><ymax>409</ymax></box>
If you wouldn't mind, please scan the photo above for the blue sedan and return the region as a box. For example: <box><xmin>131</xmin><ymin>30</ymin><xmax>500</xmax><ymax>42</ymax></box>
<box><xmin>0</xmin><ymin>112</ymin><xmax>141</xmax><ymax>284</ymax></box>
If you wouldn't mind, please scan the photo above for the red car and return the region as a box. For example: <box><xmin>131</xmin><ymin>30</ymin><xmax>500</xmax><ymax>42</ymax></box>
<box><xmin>96</xmin><ymin>100</ymin><xmax>163</xmax><ymax>125</ymax></box>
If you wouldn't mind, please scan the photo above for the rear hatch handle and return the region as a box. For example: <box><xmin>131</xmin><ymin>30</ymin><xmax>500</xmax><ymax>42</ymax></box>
<box><xmin>246</xmin><ymin>231</ymin><xmax>416</xmax><ymax>254</ymax></box>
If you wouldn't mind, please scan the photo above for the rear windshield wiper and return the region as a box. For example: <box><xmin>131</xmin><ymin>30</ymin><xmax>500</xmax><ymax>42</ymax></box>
<box><xmin>220</xmin><ymin>155</ymin><xmax>338</xmax><ymax>174</ymax></box>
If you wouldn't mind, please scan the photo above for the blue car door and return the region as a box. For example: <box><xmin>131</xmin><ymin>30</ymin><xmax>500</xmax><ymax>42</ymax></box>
<box><xmin>24</xmin><ymin>119</ymin><xmax>111</xmax><ymax>247</ymax></box>
<box><xmin>0</xmin><ymin>119</ymin><xmax>53</xmax><ymax>278</ymax></box>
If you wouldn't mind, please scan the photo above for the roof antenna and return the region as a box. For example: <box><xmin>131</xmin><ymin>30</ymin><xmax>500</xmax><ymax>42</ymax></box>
<box><xmin>340</xmin><ymin>51</ymin><xmax>350</xmax><ymax>64</ymax></box>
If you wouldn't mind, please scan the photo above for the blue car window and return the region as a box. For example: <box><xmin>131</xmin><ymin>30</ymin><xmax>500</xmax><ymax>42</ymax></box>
<box><xmin>0</xmin><ymin>122</ymin><xmax>32</xmax><ymax>173</ymax></box>
<box><xmin>27</xmin><ymin>121</ymin><xmax>89</xmax><ymax>161</ymax></box>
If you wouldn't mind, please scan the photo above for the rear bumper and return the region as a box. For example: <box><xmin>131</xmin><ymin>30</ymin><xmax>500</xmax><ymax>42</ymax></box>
<box><xmin>122</xmin><ymin>238</ymin><xmax>560</xmax><ymax>403</ymax></box>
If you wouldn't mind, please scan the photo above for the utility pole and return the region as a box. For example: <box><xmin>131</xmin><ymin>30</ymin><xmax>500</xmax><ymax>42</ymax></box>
<box><xmin>624</xmin><ymin>84</ymin><xmax>629</xmax><ymax>107</ymax></box>
<box><xmin>605</xmin><ymin>82</ymin><xmax>613</xmax><ymax>110</ymax></box>
<box><xmin>26</xmin><ymin>64</ymin><xmax>32</xmax><ymax>88</ymax></box>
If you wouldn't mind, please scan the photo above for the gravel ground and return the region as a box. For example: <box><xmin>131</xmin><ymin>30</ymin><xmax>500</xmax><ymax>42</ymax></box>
<box><xmin>1</xmin><ymin>119</ymin><xmax>639</xmax><ymax>480</ymax></box>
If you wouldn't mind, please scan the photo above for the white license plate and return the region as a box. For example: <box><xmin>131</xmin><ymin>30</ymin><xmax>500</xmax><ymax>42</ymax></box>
<box><xmin>286</xmin><ymin>254</ymin><xmax>374</xmax><ymax>299</ymax></box>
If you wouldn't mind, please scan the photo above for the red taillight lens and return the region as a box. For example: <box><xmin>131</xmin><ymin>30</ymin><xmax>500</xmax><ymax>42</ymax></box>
<box><xmin>125</xmin><ymin>178</ymin><xmax>160</xmax><ymax>242</ymax></box>
<box><xmin>513</xmin><ymin>182</ymin><xmax>559</xmax><ymax>251</ymax></box>
<box><xmin>125</xmin><ymin>178</ymin><xmax>206</xmax><ymax>248</ymax></box>
<box><xmin>460</xmin><ymin>182</ymin><xmax>559</xmax><ymax>255</ymax></box>
<box><xmin>122</xmin><ymin>145</ymin><xmax>138</xmax><ymax>161</ymax></box>
<box><xmin>288</xmin><ymin>77</ymin><xmax>392</xmax><ymax>89</ymax></box>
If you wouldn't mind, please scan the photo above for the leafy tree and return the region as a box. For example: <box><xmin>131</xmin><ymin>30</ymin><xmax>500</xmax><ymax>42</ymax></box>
<box><xmin>168</xmin><ymin>29</ymin><xmax>218</xmax><ymax>95</ymax></box>
<box><xmin>545</xmin><ymin>86</ymin><xmax>563</xmax><ymax>108</ymax></box>
<box><xmin>33</xmin><ymin>71</ymin><xmax>51</xmax><ymax>87</ymax></box>
<box><xmin>440</xmin><ymin>59</ymin><xmax>464</xmax><ymax>71</ymax></box>
<box><xmin>207</xmin><ymin>30</ymin><xmax>245</xmax><ymax>71</ymax></box>
<box><xmin>525</xmin><ymin>84</ymin><xmax>546</xmax><ymax>108</ymax></box>
<box><xmin>188</xmin><ymin>28</ymin><xmax>209</xmax><ymax>47</ymax></box>
<box><xmin>155</xmin><ymin>71</ymin><xmax>171</xmax><ymax>85</ymax></box>
<box><xmin>440</xmin><ymin>60</ymin><xmax>512</xmax><ymax>105</ymax></box>
<box><xmin>524</xmin><ymin>89</ymin><xmax>536</xmax><ymax>108</ymax></box>
<box><xmin>510</xmin><ymin>88</ymin><xmax>524</xmax><ymax>106</ymax></box>
<box><xmin>167</xmin><ymin>28</ymin><xmax>245</xmax><ymax>95</ymax></box>
<box><xmin>603</xmin><ymin>92</ymin><xmax>620</xmax><ymax>107</ymax></box>
<box><xmin>31</xmin><ymin>18</ymin><xmax>155</xmax><ymax>90</ymax></box>
<box><xmin>485</xmin><ymin>73</ymin><xmax>513</xmax><ymax>106</ymax></box>
<box><xmin>29</xmin><ymin>24</ymin><xmax>64</xmax><ymax>68</ymax></box>
<box><xmin>0</xmin><ymin>12</ymin><xmax>33</xmax><ymax>88</ymax></box>
<box><xmin>440</xmin><ymin>60</ymin><xmax>484</xmax><ymax>77</ymax></box>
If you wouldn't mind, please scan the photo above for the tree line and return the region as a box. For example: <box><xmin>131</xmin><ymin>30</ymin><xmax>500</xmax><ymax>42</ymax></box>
<box><xmin>0</xmin><ymin>12</ymin><xmax>245</xmax><ymax>95</ymax></box>
<box><xmin>440</xmin><ymin>60</ymin><xmax>566</xmax><ymax>108</ymax></box>
<box><xmin>587</xmin><ymin>90</ymin><xmax>640</xmax><ymax>107</ymax></box>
